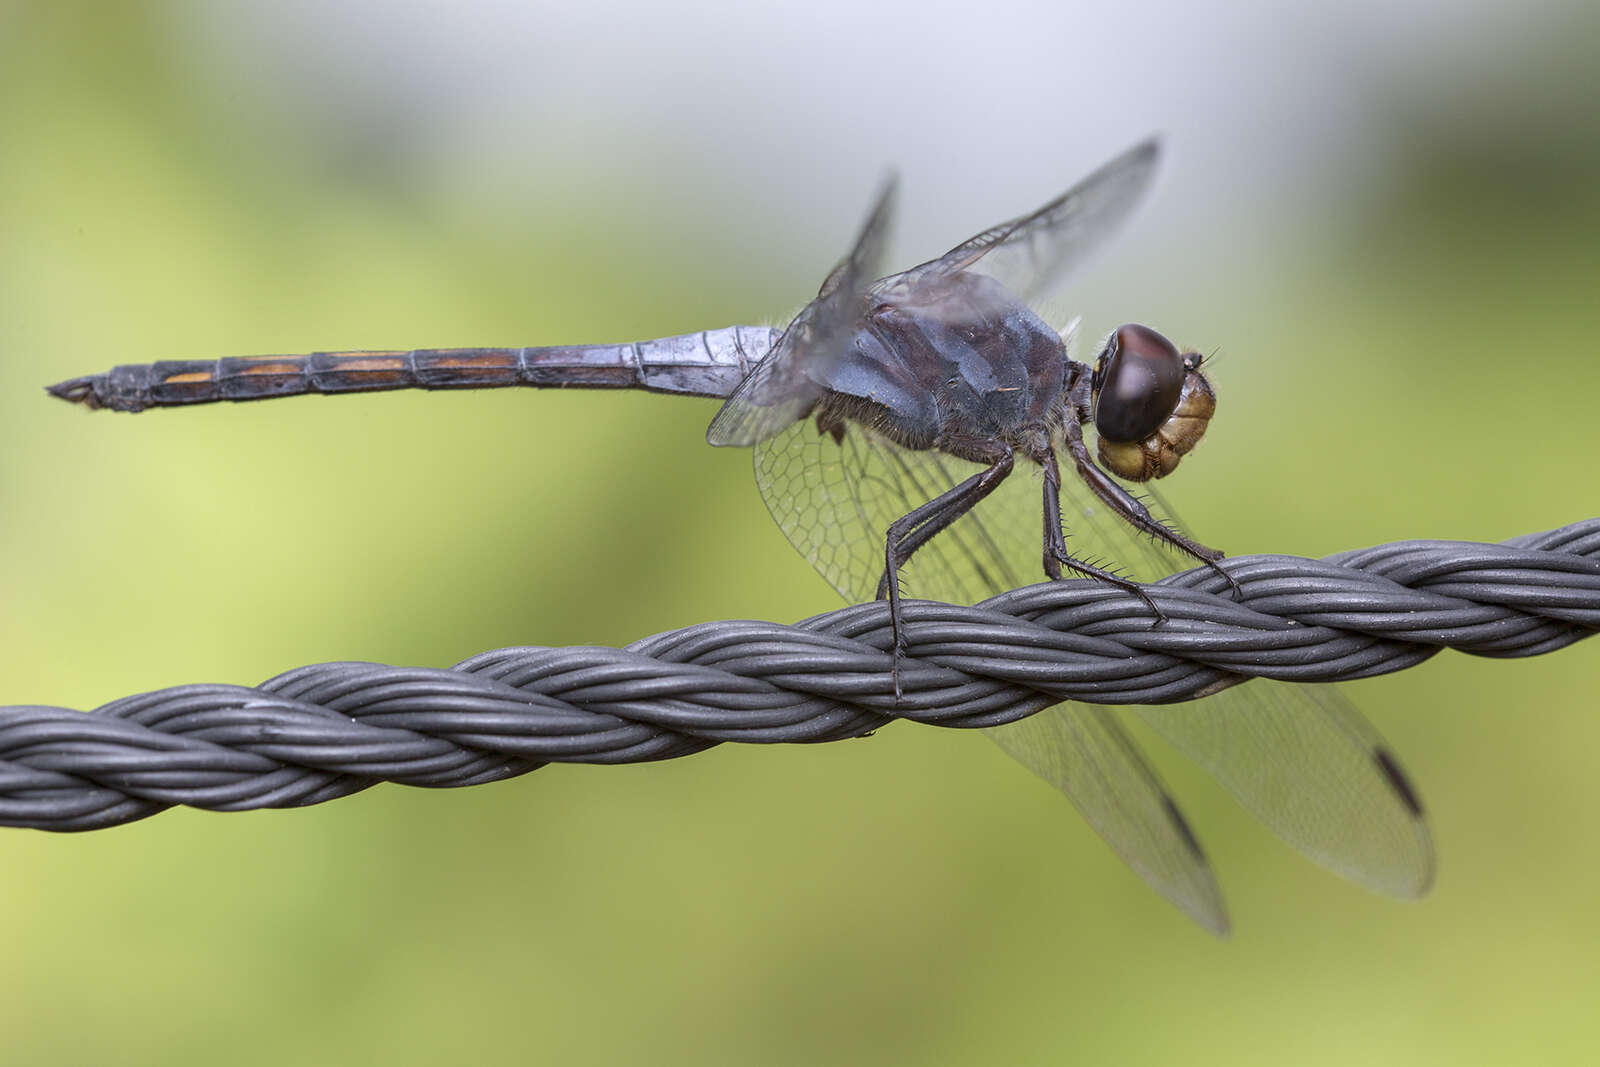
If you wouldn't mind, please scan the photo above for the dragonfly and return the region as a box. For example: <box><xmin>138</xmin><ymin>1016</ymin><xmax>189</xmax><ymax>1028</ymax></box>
<box><xmin>48</xmin><ymin>139</ymin><xmax>1432</xmax><ymax>933</ymax></box>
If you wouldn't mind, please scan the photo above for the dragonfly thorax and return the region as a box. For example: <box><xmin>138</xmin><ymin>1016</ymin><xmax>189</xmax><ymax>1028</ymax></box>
<box><xmin>817</xmin><ymin>271</ymin><xmax>1069</xmax><ymax>462</ymax></box>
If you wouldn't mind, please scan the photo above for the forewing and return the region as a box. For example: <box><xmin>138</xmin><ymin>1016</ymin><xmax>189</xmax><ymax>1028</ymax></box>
<box><xmin>757</xmin><ymin>402</ymin><xmax>1435</xmax><ymax>918</ymax></box>
<box><xmin>977</xmin><ymin>469</ymin><xmax>1432</xmax><ymax>906</ymax></box>
<box><xmin>706</xmin><ymin>176</ymin><xmax>897</xmax><ymax>447</ymax></box>
<box><xmin>920</xmin><ymin>139</ymin><xmax>1160</xmax><ymax>328</ymax></box>
<box><xmin>1114</xmin><ymin>486</ymin><xmax>1436</xmax><ymax>898</ymax></box>
<box><xmin>1134</xmin><ymin>682</ymin><xmax>1434</xmax><ymax>899</ymax></box>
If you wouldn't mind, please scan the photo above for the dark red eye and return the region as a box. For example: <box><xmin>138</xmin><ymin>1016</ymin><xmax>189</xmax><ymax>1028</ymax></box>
<box><xmin>1092</xmin><ymin>324</ymin><xmax>1185</xmax><ymax>443</ymax></box>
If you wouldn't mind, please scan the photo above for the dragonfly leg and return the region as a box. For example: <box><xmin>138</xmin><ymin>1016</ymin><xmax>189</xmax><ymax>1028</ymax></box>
<box><xmin>876</xmin><ymin>447</ymin><xmax>1014</xmax><ymax>698</ymax></box>
<box><xmin>1058</xmin><ymin>421</ymin><xmax>1242</xmax><ymax>599</ymax></box>
<box><xmin>1038</xmin><ymin>449</ymin><xmax>1168</xmax><ymax>620</ymax></box>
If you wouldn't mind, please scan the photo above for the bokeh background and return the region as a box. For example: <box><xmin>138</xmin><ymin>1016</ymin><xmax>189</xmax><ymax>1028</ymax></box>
<box><xmin>3</xmin><ymin>2</ymin><xmax>1599</xmax><ymax>1063</ymax></box>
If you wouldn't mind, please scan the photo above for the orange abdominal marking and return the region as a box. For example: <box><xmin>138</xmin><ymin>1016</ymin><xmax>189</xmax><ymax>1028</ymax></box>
<box><xmin>160</xmin><ymin>371</ymin><xmax>215</xmax><ymax>384</ymax></box>
<box><xmin>432</xmin><ymin>353</ymin><xmax>517</xmax><ymax>369</ymax></box>
<box><xmin>235</xmin><ymin>362</ymin><xmax>304</xmax><ymax>376</ymax></box>
<box><xmin>329</xmin><ymin>355</ymin><xmax>409</xmax><ymax>372</ymax></box>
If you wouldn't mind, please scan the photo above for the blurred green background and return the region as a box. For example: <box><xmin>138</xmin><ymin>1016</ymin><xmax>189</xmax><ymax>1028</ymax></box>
<box><xmin>3</xmin><ymin>3</ymin><xmax>1599</xmax><ymax>1064</ymax></box>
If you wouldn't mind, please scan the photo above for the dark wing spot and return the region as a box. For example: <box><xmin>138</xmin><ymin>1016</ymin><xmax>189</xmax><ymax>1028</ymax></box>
<box><xmin>1374</xmin><ymin>746</ymin><xmax>1425</xmax><ymax>817</ymax></box>
<box><xmin>1162</xmin><ymin>793</ymin><xmax>1209</xmax><ymax>864</ymax></box>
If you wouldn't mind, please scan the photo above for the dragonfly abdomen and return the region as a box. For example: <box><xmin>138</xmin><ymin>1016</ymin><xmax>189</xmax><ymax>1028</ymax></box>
<box><xmin>46</xmin><ymin>327</ymin><xmax>779</xmax><ymax>412</ymax></box>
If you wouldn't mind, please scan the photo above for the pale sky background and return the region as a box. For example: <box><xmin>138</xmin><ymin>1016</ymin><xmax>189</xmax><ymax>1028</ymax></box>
<box><xmin>166</xmin><ymin>0</ymin><xmax>1592</xmax><ymax>311</ymax></box>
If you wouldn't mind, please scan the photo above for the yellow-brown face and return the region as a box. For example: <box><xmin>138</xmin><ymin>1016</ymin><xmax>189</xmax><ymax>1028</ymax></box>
<box><xmin>1090</xmin><ymin>324</ymin><xmax>1216</xmax><ymax>482</ymax></box>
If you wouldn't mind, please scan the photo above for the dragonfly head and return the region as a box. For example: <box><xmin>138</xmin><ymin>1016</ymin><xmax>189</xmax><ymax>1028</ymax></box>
<box><xmin>1089</xmin><ymin>324</ymin><xmax>1215</xmax><ymax>482</ymax></box>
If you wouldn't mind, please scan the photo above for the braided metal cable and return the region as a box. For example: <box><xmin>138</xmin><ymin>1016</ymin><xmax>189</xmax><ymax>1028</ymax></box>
<box><xmin>5</xmin><ymin>520</ymin><xmax>1597</xmax><ymax>832</ymax></box>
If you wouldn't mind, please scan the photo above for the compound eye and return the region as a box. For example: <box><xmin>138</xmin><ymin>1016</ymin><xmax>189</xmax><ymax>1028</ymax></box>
<box><xmin>1092</xmin><ymin>324</ymin><xmax>1186</xmax><ymax>443</ymax></box>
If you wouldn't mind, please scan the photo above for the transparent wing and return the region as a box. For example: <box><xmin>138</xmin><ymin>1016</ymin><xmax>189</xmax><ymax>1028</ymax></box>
<box><xmin>988</xmin><ymin>705</ymin><xmax>1229</xmax><ymax>935</ymax></box>
<box><xmin>1066</xmin><ymin>480</ymin><xmax>1436</xmax><ymax>900</ymax></box>
<box><xmin>1134</xmin><ymin>677</ymin><xmax>1433</xmax><ymax>899</ymax></box>
<box><xmin>756</xmin><ymin>372</ymin><xmax>1434</xmax><ymax>924</ymax></box>
<box><xmin>752</xmin><ymin>364</ymin><xmax>1230</xmax><ymax>932</ymax></box>
<box><xmin>753</xmin><ymin>383</ymin><xmax>1039</xmax><ymax>607</ymax></box>
<box><xmin>913</xmin><ymin>138</ymin><xmax>1160</xmax><ymax>330</ymax></box>
<box><xmin>706</xmin><ymin>175</ymin><xmax>897</xmax><ymax>447</ymax></box>
<box><xmin>1131</xmin><ymin>489</ymin><xmax>1435</xmax><ymax>899</ymax></box>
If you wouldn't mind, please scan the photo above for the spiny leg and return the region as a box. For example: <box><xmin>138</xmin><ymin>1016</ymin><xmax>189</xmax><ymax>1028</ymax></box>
<box><xmin>1059</xmin><ymin>420</ymin><xmax>1242</xmax><ymax>598</ymax></box>
<box><xmin>873</xmin><ymin>447</ymin><xmax>1015</xmax><ymax>599</ymax></box>
<box><xmin>878</xmin><ymin>449</ymin><xmax>1014</xmax><ymax>697</ymax></box>
<box><xmin>1039</xmin><ymin>450</ymin><xmax>1167</xmax><ymax>620</ymax></box>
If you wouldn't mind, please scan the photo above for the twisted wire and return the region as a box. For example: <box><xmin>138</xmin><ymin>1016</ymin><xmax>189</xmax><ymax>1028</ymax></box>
<box><xmin>5</xmin><ymin>521</ymin><xmax>1597</xmax><ymax>832</ymax></box>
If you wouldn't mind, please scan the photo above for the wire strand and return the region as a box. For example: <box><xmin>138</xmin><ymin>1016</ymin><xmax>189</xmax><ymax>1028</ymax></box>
<box><xmin>5</xmin><ymin>520</ymin><xmax>1597</xmax><ymax>831</ymax></box>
